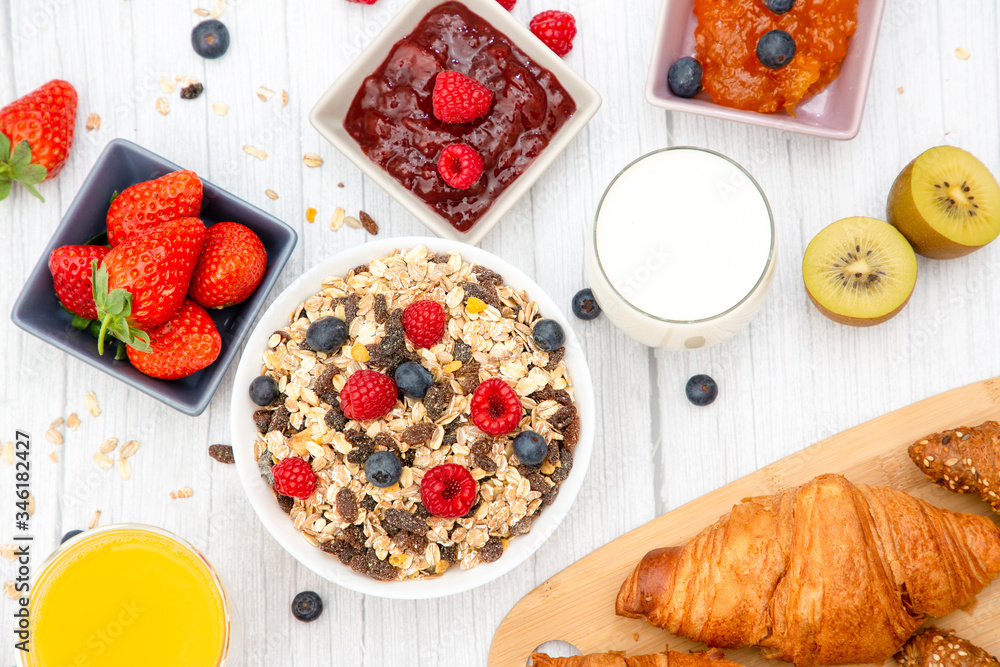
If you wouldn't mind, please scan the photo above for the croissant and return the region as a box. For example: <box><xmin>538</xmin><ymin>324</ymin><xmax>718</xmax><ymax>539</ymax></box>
<box><xmin>531</xmin><ymin>647</ymin><xmax>737</xmax><ymax>667</ymax></box>
<box><xmin>896</xmin><ymin>628</ymin><xmax>999</xmax><ymax>667</ymax></box>
<box><xmin>909</xmin><ymin>420</ymin><xmax>1000</xmax><ymax>512</ymax></box>
<box><xmin>616</xmin><ymin>474</ymin><xmax>1000</xmax><ymax>667</ymax></box>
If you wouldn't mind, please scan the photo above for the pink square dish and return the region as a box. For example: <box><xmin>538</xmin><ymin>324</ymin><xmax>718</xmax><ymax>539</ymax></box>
<box><xmin>645</xmin><ymin>0</ymin><xmax>887</xmax><ymax>140</ymax></box>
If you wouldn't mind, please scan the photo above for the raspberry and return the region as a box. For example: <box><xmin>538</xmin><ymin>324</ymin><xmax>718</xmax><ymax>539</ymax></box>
<box><xmin>340</xmin><ymin>370</ymin><xmax>398</xmax><ymax>420</ymax></box>
<box><xmin>402</xmin><ymin>300</ymin><xmax>446</xmax><ymax>348</ymax></box>
<box><xmin>432</xmin><ymin>71</ymin><xmax>492</xmax><ymax>124</ymax></box>
<box><xmin>530</xmin><ymin>10</ymin><xmax>577</xmax><ymax>57</ymax></box>
<box><xmin>272</xmin><ymin>457</ymin><xmax>317</xmax><ymax>499</ymax></box>
<box><xmin>497</xmin><ymin>0</ymin><xmax>516</xmax><ymax>9</ymax></box>
<box><xmin>438</xmin><ymin>144</ymin><xmax>484</xmax><ymax>190</ymax></box>
<box><xmin>420</xmin><ymin>464</ymin><xmax>478</xmax><ymax>518</ymax></box>
<box><xmin>470</xmin><ymin>378</ymin><xmax>522</xmax><ymax>436</ymax></box>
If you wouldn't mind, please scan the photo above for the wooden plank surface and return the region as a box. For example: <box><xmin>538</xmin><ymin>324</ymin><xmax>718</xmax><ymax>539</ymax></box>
<box><xmin>0</xmin><ymin>1</ymin><xmax>998</xmax><ymax>666</ymax></box>
<box><xmin>490</xmin><ymin>377</ymin><xmax>1000</xmax><ymax>667</ymax></box>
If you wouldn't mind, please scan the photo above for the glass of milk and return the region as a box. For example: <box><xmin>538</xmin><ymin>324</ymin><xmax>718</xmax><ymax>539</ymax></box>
<box><xmin>585</xmin><ymin>147</ymin><xmax>776</xmax><ymax>350</ymax></box>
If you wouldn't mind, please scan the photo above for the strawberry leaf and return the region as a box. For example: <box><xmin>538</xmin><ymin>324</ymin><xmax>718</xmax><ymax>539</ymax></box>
<box><xmin>91</xmin><ymin>260</ymin><xmax>150</xmax><ymax>354</ymax></box>
<box><xmin>0</xmin><ymin>180</ymin><xmax>10</xmax><ymax>202</ymax></box>
<box><xmin>9</xmin><ymin>140</ymin><xmax>31</xmax><ymax>169</ymax></box>
<box><xmin>71</xmin><ymin>315</ymin><xmax>92</xmax><ymax>330</ymax></box>
<box><xmin>14</xmin><ymin>163</ymin><xmax>46</xmax><ymax>185</ymax></box>
<box><xmin>0</xmin><ymin>139</ymin><xmax>45</xmax><ymax>203</ymax></box>
<box><xmin>0</xmin><ymin>132</ymin><xmax>10</xmax><ymax>160</ymax></box>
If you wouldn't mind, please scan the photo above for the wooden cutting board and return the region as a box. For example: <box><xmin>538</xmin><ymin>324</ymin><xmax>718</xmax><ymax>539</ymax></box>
<box><xmin>489</xmin><ymin>378</ymin><xmax>1000</xmax><ymax>667</ymax></box>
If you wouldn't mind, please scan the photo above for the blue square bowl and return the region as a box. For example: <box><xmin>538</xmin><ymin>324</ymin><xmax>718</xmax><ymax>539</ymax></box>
<box><xmin>10</xmin><ymin>139</ymin><xmax>298</xmax><ymax>416</ymax></box>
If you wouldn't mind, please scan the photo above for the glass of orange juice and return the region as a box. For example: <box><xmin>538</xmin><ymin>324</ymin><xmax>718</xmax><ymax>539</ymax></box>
<box><xmin>18</xmin><ymin>524</ymin><xmax>236</xmax><ymax>667</ymax></box>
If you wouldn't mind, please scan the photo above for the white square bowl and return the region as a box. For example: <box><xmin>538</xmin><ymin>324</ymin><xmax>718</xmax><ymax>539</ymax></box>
<box><xmin>308</xmin><ymin>0</ymin><xmax>602</xmax><ymax>245</ymax></box>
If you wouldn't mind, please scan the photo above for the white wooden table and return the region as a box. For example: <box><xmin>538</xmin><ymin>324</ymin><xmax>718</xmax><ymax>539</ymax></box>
<box><xmin>1</xmin><ymin>1</ymin><xmax>998</xmax><ymax>665</ymax></box>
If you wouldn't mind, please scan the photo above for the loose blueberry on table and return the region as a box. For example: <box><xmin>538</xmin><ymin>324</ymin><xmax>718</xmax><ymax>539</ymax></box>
<box><xmin>191</xmin><ymin>19</ymin><xmax>230</xmax><ymax>59</ymax></box>
<box><xmin>61</xmin><ymin>529</ymin><xmax>83</xmax><ymax>544</ymax></box>
<box><xmin>571</xmin><ymin>288</ymin><xmax>602</xmax><ymax>320</ymax></box>
<box><xmin>686</xmin><ymin>374</ymin><xmax>719</xmax><ymax>407</ymax></box>
<box><xmin>291</xmin><ymin>591</ymin><xmax>323</xmax><ymax>622</ymax></box>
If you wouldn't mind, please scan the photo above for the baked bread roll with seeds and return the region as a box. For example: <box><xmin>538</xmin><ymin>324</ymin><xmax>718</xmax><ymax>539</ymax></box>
<box><xmin>531</xmin><ymin>648</ymin><xmax>739</xmax><ymax>667</ymax></box>
<box><xmin>896</xmin><ymin>628</ymin><xmax>999</xmax><ymax>667</ymax></box>
<box><xmin>615</xmin><ymin>474</ymin><xmax>1000</xmax><ymax>667</ymax></box>
<box><xmin>909</xmin><ymin>420</ymin><xmax>1000</xmax><ymax>512</ymax></box>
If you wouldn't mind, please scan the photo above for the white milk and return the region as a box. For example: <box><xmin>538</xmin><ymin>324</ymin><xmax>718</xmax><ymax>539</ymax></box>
<box><xmin>585</xmin><ymin>148</ymin><xmax>775</xmax><ymax>350</ymax></box>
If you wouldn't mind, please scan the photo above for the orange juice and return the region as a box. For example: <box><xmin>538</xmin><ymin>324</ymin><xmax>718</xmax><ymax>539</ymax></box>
<box><xmin>22</xmin><ymin>526</ymin><xmax>229</xmax><ymax>667</ymax></box>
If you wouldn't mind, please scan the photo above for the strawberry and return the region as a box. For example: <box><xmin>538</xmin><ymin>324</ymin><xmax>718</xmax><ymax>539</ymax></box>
<box><xmin>339</xmin><ymin>370</ymin><xmax>398</xmax><ymax>421</ymax></box>
<box><xmin>438</xmin><ymin>144</ymin><xmax>484</xmax><ymax>189</ymax></box>
<box><xmin>48</xmin><ymin>245</ymin><xmax>110</xmax><ymax>319</ymax></box>
<box><xmin>0</xmin><ymin>80</ymin><xmax>77</xmax><ymax>202</ymax></box>
<box><xmin>126</xmin><ymin>299</ymin><xmax>221</xmax><ymax>379</ymax></box>
<box><xmin>432</xmin><ymin>71</ymin><xmax>493</xmax><ymax>124</ymax></box>
<box><xmin>106</xmin><ymin>170</ymin><xmax>203</xmax><ymax>247</ymax></box>
<box><xmin>529</xmin><ymin>11</ymin><xmax>577</xmax><ymax>57</ymax></box>
<box><xmin>402</xmin><ymin>300</ymin><xmax>446</xmax><ymax>348</ymax></box>
<box><xmin>188</xmin><ymin>222</ymin><xmax>267</xmax><ymax>309</ymax></box>
<box><xmin>92</xmin><ymin>217</ymin><xmax>207</xmax><ymax>354</ymax></box>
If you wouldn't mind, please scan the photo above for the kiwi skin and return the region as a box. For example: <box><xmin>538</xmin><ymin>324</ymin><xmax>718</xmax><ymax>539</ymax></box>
<box><xmin>888</xmin><ymin>157</ymin><xmax>981</xmax><ymax>259</ymax></box>
<box><xmin>805</xmin><ymin>288</ymin><xmax>913</xmax><ymax>327</ymax></box>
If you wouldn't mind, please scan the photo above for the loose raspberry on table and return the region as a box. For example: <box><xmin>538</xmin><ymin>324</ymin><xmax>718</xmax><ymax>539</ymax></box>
<box><xmin>420</xmin><ymin>464</ymin><xmax>478</xmax><ymax>518</ymax></box>
<box><xmin>272</xmin><ymin>457</ymin><xmax>317</xmax><ymax>499</ymax></box>
<box><xmin>437</xmin><ymin>144</ymin><xmax>484</xmax><ymax>190</ymax></box>
<box><xmin>340</xmin><ymin>370</ymin><xmax>398</xmax><ymax>420</ymax></box>
<box><xmin>346</xmin><ymin>0</ymin><xmax>378</xmax><ymax>4</ymax></box>
<box><xmin>402</xmin><ymin>300</ymin><xmax>446</xmax><ymax>348</ymax></box>
<box><xmin>432</xmin><ymin>71</ymin><xmax>493</xmax><ymax>124</ymax></box>
<box><xmin>470</xmin><ymin>378</ymin><xmax>522</xmax><ymax>436</ymax></box>
<box><xmin>530</xmin><ymin>10</ymin><xmax>577</xmax><ymax>57</ymax></box>
<box><xmin>497</xmin><ymin>0</ymin><xmax>516</xmax><ymax>9</ymax></box>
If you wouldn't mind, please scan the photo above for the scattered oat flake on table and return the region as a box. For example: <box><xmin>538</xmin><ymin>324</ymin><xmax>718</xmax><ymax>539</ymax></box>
<box><xmin>330</xmin><ymin>207</ymin><xmax>345</xmax><ymax>230</ymax></box>
<box><xmin>49</xmin><ymin>417</ymin><xmax>64</xmax><ymax>430</ymax></box>
<box><xmin>213</xmin><ymin>102</ymin><xmax>229</xmax><ymax>116</ymax></box>
<box><xmin>49</xmin><ymin>452</ymin><xmax>58</xmax><ymax>463</ymax></box>
<box><xmin>158</xmin><ymin>78</ymin><xmax>175</xmax><ymax>94</ymax></box>
<box><xmin>116</xmin><ymin>458</ymin><xmax>132</xmax><ymax>481</ymax></box>
<box><xmin>156</xmin><ymin>98</ymin><xmax>170</xmax><ymax>115</ymax></box>
<box><xmin>243</xmin><ymin>145</ymin><xmax>267</xmax><ymax>160</ymax></box>
<box><xmin>3</xmin><ymin>582</ymin><xmax>17</xmax><ymax>600</ymax></box>
<box><xmin>170</xmin><ymin>487</ymin><xmax>194</xmax><ymax>500</ymax></box>
<box><xmin>256</xmin><ymin>86</ymin><xmax>274</xmax><ymax>102</ymax></box>
<box><xmin>94</xmin><ymin>452</ymin><xmax>114</xmax><ymax>470</ymax></box>
<box><xmin>955</xmin><ymin>47</ymin><xmax>971</xmax><ymax>60</ymax></box>
<box><xmin>99</xmin><ymin>438</ymin><xmax>118</xmax><ymax>454</ymax></box>
<box><xmin>45</xmin><ymin>429</ymin><xmax>63</xmax><ymax>445</ymax></box>
<box><xmin>193</xmin><ymin>7</ymin><xmax>210</xmax><ymax>16</ymax></box>
<box><xmin>0</xmin><ymin>545</ymin><xmax>15</xmax><ymax>561</ymax></box>
<box><xmin>66</xmin><ymin>413</ymin><xmax>81</xmax><ymax>430</ymax></box>
<box><xmin>210</xmin><ymin>0</ymin><xmax>226</xmax><ymax>18</ymax></box>
<box><xmin>265</xmin><ymin>189</ymin><xmax>279</xmax><ymax>200</ymax></box>
<box><xmin>282</xmin><ymin>90</ymin><xmax>289</xmax><ymax>107</ymax></box>
<box><xmin>26</xmin><ymin>496</ymin><xmax>34</xmax><ymax>517</ymax></box>
<box><xmin>120</xmin><ymin>440</ymin><xmax>140</xmax><ymax>459</ymax></box>
<box><xmin>306</xmin><ymin>207</ymin><xmax>317</xmax><ymax>223</ymax></box>
<box><xmin>897</xmin><ymin>86</ymin><xmax>904</xmax><ymax>94</ymax></box>
<box><xmin>2</xmin><ymin>442</ymin><xmax>13</xmax><ymax>465</ymax></box>
<box><xmin>85</xmin><ymin>391</ymin><xmax>101</xmax><ymax>417</ymax></box>
<box><xmin>86</xmin><ymin>113</ymin><xmax>101</xmax><ymax>131</ymax></box>
<box><xmin>303</xmin><ymin>153</ymin><xmax>323</xmax><ymax>168</ymax></box>
<box><xmin>344</xmin><ymin>215</ymin><xmax>362</xmax><ymax>229</ymax></box>
<box><xmin>359</xmin><ymin>210</ymin><xmax>379</xmax><ymax>235</ymax></box>
<box><xmin>88</xmin><ymin>510</ymin><xmax>101</xmax><ymax>529</ymax></box>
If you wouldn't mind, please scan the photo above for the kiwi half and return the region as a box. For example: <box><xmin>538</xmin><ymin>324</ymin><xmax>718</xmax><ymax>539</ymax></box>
<box><xmin>802</xmin><ymin>217</ymin><xmax>918</xmax><ymax>327</ymax></box>
<box><xmin>887</xmin><ymin>146</ymin><xmax>1000</xmax><ymax>258</ymax></box>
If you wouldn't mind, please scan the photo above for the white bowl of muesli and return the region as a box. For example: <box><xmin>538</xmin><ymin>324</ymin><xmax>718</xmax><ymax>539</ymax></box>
<box><xmin>230</xmin><ymin>238</ymin><xmax>593</xmax><ymax>599</ymax></box>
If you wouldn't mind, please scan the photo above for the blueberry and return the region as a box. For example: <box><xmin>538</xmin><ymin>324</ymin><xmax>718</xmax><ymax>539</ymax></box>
<box><xmin>513</xmin><ymin>431</ymin><xmax>548</xmax><ymax>466</ymax></box>
<box><xmin>685</xmin><ymin>374</ymin><xmax>718</xmax><ymax>407</ymax></box>
<box><xmin>305</xmin><ymin>317</ymin><xmax>348</xmax><ymax>353</ymax></box>
<box><xmin>60</xmin><ymin>529</ymin><xmax>83</xmax><ymax>544</ymax></box>
<box><xmin>365</xmin><ymin>450</ymin><xmax>402</xmax><ymax>488</ymax></box>
<box><xmin>191</xmin><ymin>20</ymin><xmax>230</xmax><ymax>59</ymax></box>
<box><xmin>667</xmin><ymin>57</ymin><xmax>703</xmax><ymax>98</ymax></box>
<box><xmin>763</xmin><ymin>0</ymin><xmax>796</xmax><ymax>14</ymax></box>
<box><xmin>394</xmin><ymin>361</ymin><xmax>434</xmax><ymax>399</ymax></box>
<box><xmin>532</xmin><ymin>319</ymin><xmax>565</xmax><ymax>352</ymax></box>
<box><xmin>249</xmin><ymin>375</ymin><xmax>279</xmax><ymax>406</ymax></box>
<box><xmin>571</xmin><ymin>288</ymin><xmax>602</xmax><ymax>320</ymax></box>
<box><xmin>756</xmin><ymin>30</ymin><xmax>796</xmax><ymax>69</ymax></box>
<box><xmin>291</xmin><ymin>591</ymin><xmax>323</xmax><ymax>622</ymax></box>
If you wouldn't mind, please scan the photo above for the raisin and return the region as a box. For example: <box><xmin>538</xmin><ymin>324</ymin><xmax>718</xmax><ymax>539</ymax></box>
<box><xmin>542</xmin><ymin>485</ymin><xmax>559</xmax><ymax>507</ymax></box>
<box><xmin>472</xmin><ymin>265</ymin><xmax>503</xmax><ymax>286</ymax></box>
<box><xmin>324</xmin><ymin>405</ymin><xmax>346</xmax><ymax>431</ymax></box>
<box><xmin>470</xmin><ymin>438</ymin><xmax>491</xmax><ymax>457</ymax></box>
<box><xmin>529</xmin><ymin>386</ymin><xmax>572</xmax><ymax>406</ymax></box>
<box><xmin>547</xmin><ymin>441</ymin><xmax>560</xmax><ymax>465</ymax></box>
<box><xmin>440</xmin><ymin>544</ymin><xmax>458</xmax><ymax>564</ymax></box>
<box><xmin>551</xmin><ymin>405</ymin><xmax>577</xmax><ymax>431</ymax></box>
<box><xmin>478</xmin><ymin>536</ymin><xmax>504</xmax><ymax>563</ymax></box>
<box><xmin>336</xmin><ymin>488</ymin><xmax>358</xmax><ymax>524</ymax></box>
<box><xmin>401</xmin><ymin>449</ymin><xmax>416</xmax><ymax>467</ymax></box>
<box><xmin>332</xmin><ymin>294</ymin><xmax>360</xmax><ymax>324</ymax></box>
<box><xmin>431</xmin><ymin>252</ymin><xmax>451</xmax><ymax>264</ymax></box>
<box><xmin>459</xmin><ymin>281</ymin><xmax>500</xmax><ymax>310</ymax></box>
<box><xmin>544</xmin><ymin>347</ymin><xmax>565</xmax><ymax>371</ymax></box>
<box><xmin>527</xmin><ymin>473</ymin><xmax>549</xmax><ymax>493</ymax></box>
<box><xmin>358</xmin><ymin>210</ymin><xmax>379</xmax><ymax>235</ymax></box>
<box><xmin>383</xmin><ymin>508</ymin><xmax>428</xmax><ymax>535</ymax></box>
<box><xmin>208</xmin><ymin>444</ymin><xmax>235</xmax><ymax>464</ymax></box>
<box><xmin>517</xmin><ymin>463</ymin><xmax>541</xmax><ymax>476</ymax></box>
<box><xmin>510</xmin><ymin>518</ymin><xmax>532</xmax><ymax>536</ymax></box>
<box><xmin>561</xmin><ymin>416</ymin><xmax>580</xmax><ymax>451</ymax></box>
<box><xmin>423</xmin><ymin>384</ymin><xmax>454</xmax><ymax>421</ymax></box>
<box><xmin>346</xmin><ymin>445</ymin><xmax>375</xmax><ymax>466</ymax></box>
<box><xmin>349</xmin><ymin>550</ymin><xmax>398</xmax><ymax>581</ymax></box>
<box><xmin>373</xmin><ymin>294</ymin><xmax>388</xmax><ymax>323</ymax></box>
<box><xmin>442</xmin><ymin>418</ymin><xmax>464</xmax><ymax>446</ymax></box>
<box><xmin>253</xmin><ymin>410</ymin><xmax>272</xmax><ymax>433</ymax></box>
<box><xmin>414</xmin><ymin>503</ymin><xmax>430</xmax><ymax>519</ymax></box>
<box><xmin>258</xmin><ymin>454</ymin><xmax>275</xmax><ymax>484</ymax></box>
<box><xmin>402</xmin><ymin>423</ymin><xmax>436</xmax><ymax>445</ymax></box>
<box><xmin>321</xmin><ymin>539</ymin><xmax>362</xmax><ymax>565</ymax></box>
<box><xmin>452</xmin><ymin>340</ymin><xmax>473</xmax><ymax>364</ymax></box>
<box><xmin>351</xmin><ymin>264</ymin><xmax>369</xmax><ymax>275</ymax></box>
<box><xmin>345</xmin><ymin>429</ymin><xmax>374</xmax><ymax>447</ymax></box>
<box><xmin>361</xmin><ymin>495</ymin><xmax>377</xmax><ymax>512</ymax></box>
<box><xmin>276</xmin><ymin>494</ymin><xmax>294</xmax><ymax>514</ymax></box>
<box><xmin>474</xmin><ymin>454</ymin><xmax>498</xmax><ymax>474</ymax></box>
<box><xmin>268</xmin><ymin>406</ymin><xmax>290</xmax><ymax>433</ymax></box>
<box><xmin>551</xmin><ymin>462</ymin><xmax>571</xmax><ymax>484</ymax></box>
<box><xmin>344</xmin><ymin>524</ymin><xmax>366</xmax><ymax>549</ymax></box>
<box><xmin>373</xmin><ymin>432</ymin><xmax>397</xmax><ymax>451</ymax></box>
<box><xmin>454</xmin><ymin>361</ymin><xmax>481</xmax><ymax>394</ymax></box>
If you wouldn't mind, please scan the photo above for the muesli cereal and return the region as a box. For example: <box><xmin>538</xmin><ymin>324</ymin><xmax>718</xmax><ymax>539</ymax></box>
<box><xmin>249</xmin><ymin>246</ymin><xmax>579</xmax><ymax>581</ymax></box>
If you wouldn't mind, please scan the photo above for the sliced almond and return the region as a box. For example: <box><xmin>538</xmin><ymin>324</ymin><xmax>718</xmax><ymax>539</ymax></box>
<box><xmin>330</xmin><ymin>207</ymin><xmax>345</xmax><ymax>231</ymax></box>
<box><xmin>117</xmin><ymin>458</ymin><xmax>132</xmax><ymax>481</ymax></box>
<box><xmin>86</xmin><ymin>113</ymin><xmax>101</xmax><ymax>131</ymax></box>
<box><xmin>99</xmin><ymin>438</ymin><xmax>118</xmax><ymax>454</ymax></box>
<box><xmin>156</xmin><ymin>97</ymin><xmax>170</xmax><ymax>115</ymax></box>
<box><xmin>158</xmin><ymin>78</ymin><xmax>175</xmax><ymax>94</ymax></box>
<box><xmin>66</xmin><ymin>413</ymin><xmax>81</xmax><ymax>430</ymax></box>
<box><xmin>45</xmin><ymin>429</ymin><xmax>63</xmax><ymax>445</ymax></box>
<box><xmin>213</xmin><ymin>102</ymin><xmax>229</xmax><ymax>116</ymax></box>
<box><xmin>256</xmin><ymin>86</ymin><xmax>274</xmax><ymax>102</ymax></box>
<box><xmin>303</xmin><ymin>153</ymin><xmax>323</xmax><ymax>168</ymax></box>
<box><xmin>88</xmin><ymin>510</ymin><xmax>101</xmax><ymax>529</ymax></box>
<box><xmin>344</xmin><ymin>215</ymin><xmax>363</xmax><ymax>229</ymax></box>
<box><xmin>265</xmin><ymin>188</ymin><xmax>279</xmax><ymax>200</ymax></box>
<box><xmin>170</xmin><ymin>487</ymin><xmax>194</xmax><ymax>500</ymax></box>
<box><xmin>210</xmin><ymin>0</ymin><xmax>227</xmax><ymax>18</ymax></box>
<box><xmin>85</xmin><ymin>391</ymin><xmax>101</xmax><ymax>417</ymax></box>
<box><xmin>94</xmin><ymin>452</ymin><xmax>114</xmax><ymax>470</ymax></box>
<box><xmin>243</xmin><ymin>145</ymin><xmax>267</xmax><ymax>160</ymax></box>
<box><xmin>120</xmin><ymin>440</ymin><xmax>140</xmax><ymax>459</ymax></box>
